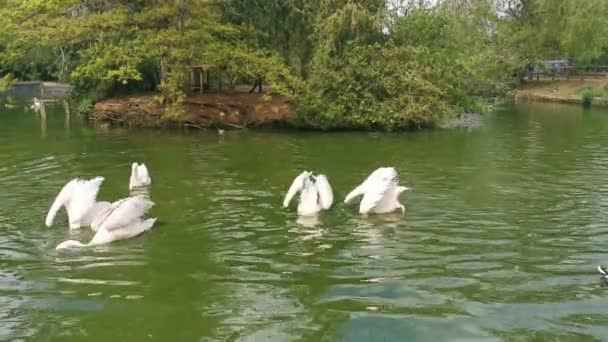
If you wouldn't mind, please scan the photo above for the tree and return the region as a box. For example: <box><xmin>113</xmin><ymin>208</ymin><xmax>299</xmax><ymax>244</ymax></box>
<box><xmin>499</xmin><ymin>0</ymin><xmax>608</xmax><ymax>63</ymax></box>
<box><xmin>0</xmin><ymin>0</ymin><xmax>297</xmax><ymax>115</ymax></box>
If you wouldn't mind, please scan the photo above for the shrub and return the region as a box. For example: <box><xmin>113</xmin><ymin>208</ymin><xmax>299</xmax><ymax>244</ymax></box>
<box><xmin>77</xmin><ymin>98</ymin><xmax>94</xmax><ymax>115</ymax></box>
<box><xmin>581</xmin><ymin>87</ymin><xmax>594</xmax><ymax>108</ymax></box>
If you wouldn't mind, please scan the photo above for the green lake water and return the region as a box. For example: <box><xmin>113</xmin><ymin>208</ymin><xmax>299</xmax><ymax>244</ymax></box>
<box><xmin>2</xmin><ymin>102</ymin><xmax>608</xmax><ymax>341</ymax></box>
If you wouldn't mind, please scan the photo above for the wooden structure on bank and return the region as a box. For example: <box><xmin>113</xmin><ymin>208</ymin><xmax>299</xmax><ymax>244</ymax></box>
<box><xmin>191</xmin><ymin>64</ymin><xmax>215</xmax><ymax>94</ymax></box>
<box><xmin>190</xmin><ymin>64</ymin><xmax>263</xmax><ymax>94</ymax></box>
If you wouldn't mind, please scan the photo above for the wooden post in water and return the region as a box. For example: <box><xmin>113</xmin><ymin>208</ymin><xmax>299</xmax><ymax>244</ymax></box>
<box><xmin>39</xmin><ymin>101</ymin><xmax>47</xmax><ymax>138</ymax></box>
<box><xmin>63</xmin><ymin>100</ymin><xmax>71</xmax><ymax>116</ymax></box>
<box><xmin>39</xmin><ymin>101</ymin><xmax>47</xmax><ymax>118</ymax></box>
<box><xmin>63</xmin><ymin>100</ymin><xmax>71</xmax><ymax>127</ymax></box>
<box><xmin>199</xmin><ymin>67</ymin><xmax>204</xmax><ymax>94</ymax></box>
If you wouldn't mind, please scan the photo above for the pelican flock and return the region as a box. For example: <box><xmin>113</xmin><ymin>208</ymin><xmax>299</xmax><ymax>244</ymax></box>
<box><xmin>282</xmin><ymin>167</ymin><xmax>409</xmax><ymax>216</ymax></box>
<box><xmin>46</xmin><ymin>164</ymin><xmax>412</xmax><ymax>251</ymax></box>
<box><xmin>45</xmin><ymin>163</ymin><xmax>410</xmax><ymax>251</ymax></box>
<box><xmin>41</xmin><ymin>160</ymin><xmax>608</xmax><ymax>281</ymax></box>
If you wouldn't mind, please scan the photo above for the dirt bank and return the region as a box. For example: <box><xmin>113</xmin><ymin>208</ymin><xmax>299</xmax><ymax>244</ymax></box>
<box><xmin>515</xmin><ymin>79</ymin><xmax>608</xmax><ymax>106</ymax></box>
<box><xmin>91</xmin><ymin>93</ymin><xmax>295</xmax><ymax>129</ymax></box>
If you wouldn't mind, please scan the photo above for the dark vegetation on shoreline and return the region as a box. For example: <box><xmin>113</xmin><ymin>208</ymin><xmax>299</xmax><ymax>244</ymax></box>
<box><xmin>1</xmin><ymin>1</ymin><xmax>608</xmax><ymax>130</ymax></box>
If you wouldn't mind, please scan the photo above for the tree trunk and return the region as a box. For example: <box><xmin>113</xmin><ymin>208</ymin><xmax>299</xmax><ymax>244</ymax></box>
<box><xmin>176</xmin><ymin>0</ymin><xmax>186</xmax><ymax>31</ymax></box>
<box><xmin>160</xmin><ymin>59</ymin><xmax>168</xmax><ymax>84</ymax></box>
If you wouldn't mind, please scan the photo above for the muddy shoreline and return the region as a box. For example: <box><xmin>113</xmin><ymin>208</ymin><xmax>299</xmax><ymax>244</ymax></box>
<box><xmin>91</xmin><ymin>93</ymin><xmax>487</xmax><ymax>131</ymax></box>
<box><xmin>91</xmin><ymin>93</ymin><xmax>295</xmax><ymax>129</ymax></box>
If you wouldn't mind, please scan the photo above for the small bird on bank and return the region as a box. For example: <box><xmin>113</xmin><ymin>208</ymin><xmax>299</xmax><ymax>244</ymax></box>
<box><xmin>129</xmin><ymin>162</ymin><xmax>151</xmax><ymax>190</ymax></box>
<box><xmin>283</xmin><ymin>171</ymin><xmax>333</xmax><ymax>216</ymax></box>
<box><xmin>344</xmin><ymin>167</ymin><xmax>409</xmax><ymax>214</ymax></box>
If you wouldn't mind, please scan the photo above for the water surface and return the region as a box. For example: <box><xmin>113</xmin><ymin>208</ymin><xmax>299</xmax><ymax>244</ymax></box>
<box><xmin>2</xmin><ymin>102</ymin><xmax>608</xmax><ymax>341</ymax></box>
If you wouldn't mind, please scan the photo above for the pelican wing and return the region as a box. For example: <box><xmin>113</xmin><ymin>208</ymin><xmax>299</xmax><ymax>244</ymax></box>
<box><xmin>283</xmin><ymin>171</ymin><xmax>310</xmax><ymax>207</ymax></box>
<box><xmin>345</xmin><ymin>167</ymin><xmax>394</xmax><ymax>204</ymax></box>
<box><xmin>85</xmin><ymin>201</ymin><xmax>112</xmax><ymax>231</ymax></box>
<box><xmin>91</xmin><ymin>198</ymin><xmax>128</xmax><ymax>231</ymax></box>
<box><xmin>67</xmin><ymin>177</ymin><xmax>105</xmax><ymax>223</ymax></box>
<box><xmin>357</xmin><ymin>167</ymin><xmax>399</xmax><ymax>213</ymax></box>
<box><xmin>45</xmin><ymin>179</ymin><xmax>78</xmax><ymax>227</ymax></box>
<box><xmin>45</xmin><ymin>177</ymin><xmax>104</xmax><ymax>227</ymax></box>
<box><xmin>344</xmin><ymin>183</ymin><xmax>365</xmax><ymax>204</ymax></box>
<box><xmin>314</xmin><ymin>174</ymin><xmax>333</xmax><ymax>210</ymax></box>
<box><xmin>98</xmin><ymin>196</ymin><xmax>155</xmax><ymax>231</ymax></box>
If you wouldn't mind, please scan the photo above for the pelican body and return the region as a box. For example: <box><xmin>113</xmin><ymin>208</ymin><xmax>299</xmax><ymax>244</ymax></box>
<box><xmin>344</xmin><ymin>167</ymin><xmax>409</xmax><ymax>214</ymax></box>
<box><xmin>283</xmin><ymin>171</ymin><xmax>334</xmax><ymax>216</ymax></box>
<box><xmin>56</xmin><ymin>195</ymin><xmax>156</xmax><ymax>249</ymax></box>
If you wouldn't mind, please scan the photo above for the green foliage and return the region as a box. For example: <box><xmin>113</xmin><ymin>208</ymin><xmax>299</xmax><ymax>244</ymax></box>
<box><xmin>77</xmin><ymin>98</ymin><xmax>94</xmax><ymax>115</ymax></box>
<box><xmin>298</xmin><ymin>42</ymin><xmax>448</xmax><ymax>130</ymax></box>
<box><xmin>0</xmin><ymin>0</ymin><xmax>296</xmax><ymax>118</ymax></box>
<box><xmin>581</xmin><ymin>87</ymin><xmax>594</xmax><ymax>108</ymax></box>
<box><xmin>500</xmin><ymin>0</ymin><xmax>608</xmax><ymax>63</ymax></box>
<box><xmin>296</xmin><ymin>1</ymin><xmax>518</xmax><ymax>130</ymax></box>
<box><xmin>0</xmin><ymin>74</ymin><xmax>14</xmax><ymax>92</ymax></box>
<box><xmin>202</xmin><ymin>43</ymin><xmax>301</xmax><ymax>98</ymax></box>
<box><xmin>2</xmin><ymin>0</ymin><xmax>608</xmax><ymax>130</ymax></box>
<box><xmin>157</xmin><ymin>68</ymin><xmax>187</xmax><ymax>118</ymax></box>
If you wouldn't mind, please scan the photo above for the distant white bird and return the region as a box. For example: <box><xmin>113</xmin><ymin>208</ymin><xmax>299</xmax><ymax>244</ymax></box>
<box><xmin>344</xmin><ymin>167</ymin><xmax>409</xmax><ymax>214</ymax></box>
<box><xmin>31</xmin><ymin>97</ymin><xmax>41</xmax><ymax>110</ymax></box>
<box><xmin>56</xmin><ymin>195</ymin><xmax>156</xmax><ymax>249</ymax></box>
<box><xmin>45</xmin><ymin>177</ymin><xmax>109</xmax><ymax>229</ymax></box>
<box><xmin>129</xmin><ymin>162</ymin><xmax>151</xmax><ymax>190</ymax></box>
<box><xmin>283</xmin><ymin>171</ymin><xmax>334</xmax><ymax>216</ymax></box>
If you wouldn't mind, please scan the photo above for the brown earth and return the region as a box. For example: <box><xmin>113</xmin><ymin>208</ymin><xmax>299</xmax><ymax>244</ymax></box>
<box><xmin>515</xmin><ymin>78</ymin><xmax>608</xmax><ymax>105</ymax></box>
<box><xmin>92</xmin><ymin>93</ymin><xmax>295</xmax><ymax>129</ymax></box>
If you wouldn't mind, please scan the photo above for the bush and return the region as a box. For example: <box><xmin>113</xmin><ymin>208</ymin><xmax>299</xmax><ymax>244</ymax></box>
<box><xmin>77</xmin><ymin>98</ymin><xmax>94</xmax><ymax>115</ymax></box>
<box><xmin>0</xmin><ymin>74</ymin><xmax>14</xmax><ymax>93</ymax></box>
<box><xmin>581</xmin><ymin>87</ymin><xmax>594</xmax><ymax>108</ymax></box>
<box><xmin>296</xmin><ymin>43</ymin><xmax>452</xmax><ymax>130</ymax></box>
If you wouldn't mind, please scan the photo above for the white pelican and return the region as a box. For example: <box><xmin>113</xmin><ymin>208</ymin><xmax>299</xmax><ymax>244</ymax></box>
<box><xmin>344</xmin><ymin>167</ymin><xmax>409</xmax><ymax>214</ymax></box>
<box><xmin>129</xmin><ymin>162</ymin><xmax>151</xmax><ymax>190</ymax></box>
<box><xmin>56</xmin><ymin>195</ymin><xmax>156</xmax><ymax>249</ymax></box>
<box><xmin>45</xmin><ymin>177</ymin><xmax>110</xmax><ymax>229</ymax></box>
<box><xmin>283</xmin><ymin>171</ymin><xmax>333</xmax><ymax>216</ymax></box>
<box><xmin>31</xmin><ymin>97</ymin><xmax>41</xmax><ymax>110</ymax></box>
